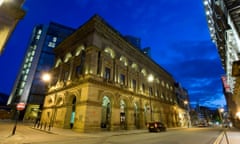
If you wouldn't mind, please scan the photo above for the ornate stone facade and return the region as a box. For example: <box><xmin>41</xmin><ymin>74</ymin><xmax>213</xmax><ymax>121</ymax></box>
<box><xmin>0</xmin><ymin>0</ymin><xmax>25</xmax><ymax>54</ymax></box>
<box><xmin>41</xmin><ymin>15</ymin><xmax>179</xmax><ymax>132</ymax></box>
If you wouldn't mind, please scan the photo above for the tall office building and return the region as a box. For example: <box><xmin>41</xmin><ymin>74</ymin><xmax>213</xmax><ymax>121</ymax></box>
<box><xmin>124</xmin><ymin>35</ymin><xmax>151</xmax><ymax>57</ymax></box>
<box><xmin>7</xmin><ymin>22</ymin><xmax>75</xmax><ymax>120</ymax></box>
<box><xmin>203</xmin><ymin>0</ymin><xmax>240</xmax><ymax>127</ymax></box>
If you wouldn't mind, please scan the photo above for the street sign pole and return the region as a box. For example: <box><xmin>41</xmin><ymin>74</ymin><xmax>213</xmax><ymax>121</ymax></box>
<box><xmin>12</xmin><ymin>102</ymin><xmax>26</xmax><ymax>135</ymax></box>
<box><xmin>12</xmin><ymin>110</ymin><xmax>19</xmax><ymax>135</ymax></box>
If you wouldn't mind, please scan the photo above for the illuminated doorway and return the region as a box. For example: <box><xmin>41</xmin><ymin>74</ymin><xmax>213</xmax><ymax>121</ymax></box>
<box><xmin>120</xmin><ymin>100</ymin><xmax>126</xmax><ymax>129</ymax></box>
<box><xmin>70</xmin><ymin>97</ymin><xmax>76</xmax><ymax>129</ymax></box>
<box><xmin>134</xmin><ymin>103</ymin><xmax>140</xmax><ymax>128</ymax></box>
<box><xmin>101</xmin><ymin>96</ymin><xmax>111</xmax><ymax>129</ymax></box>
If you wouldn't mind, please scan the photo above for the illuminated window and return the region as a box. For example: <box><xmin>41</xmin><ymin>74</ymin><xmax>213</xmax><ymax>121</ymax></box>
<box><xmin>53</xmin><ymin>37</ymin><xmax>57</xmax><ymax>42</ymax></box>
<box><xmin>23</xmin><ymin>75</ymin><xmax>27</xmax><ymax>81</ymax></box>
<box><xmin>20</xmin><ymin>82</ymin><xmax>25</xmax><ymax>88</ymax></box>
<box><xmin>36</xmin><ymin>35</ymin><xmax>40</xmax><ymax>40</ymax></box>
<box><xmin>48</xmin><ymin>42</ymin><xmax>56</xmax><ymax>48</ymax></box>
<box><xmin>18</xmin><ymin>89</ymin><xmax>23</xmax><ymax>96</ymax></box>
<box><xmin>25</xmin><ymin>69</ymin><xmax>29</xmax><ymax>74</ymax></box>
<box><xmin>38</xmin><ymin>30</ymin><xmax>42</xmax><ymax>34</ymax></box>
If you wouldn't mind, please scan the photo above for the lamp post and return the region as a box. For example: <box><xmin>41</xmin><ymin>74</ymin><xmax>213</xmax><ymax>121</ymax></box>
<box><xmin>219</xmin><ymin>107</ymin><xmax>224</xmax><ymax>126</ymax></box>
<box><xmin>184</xmin><ymin>100</ymin><xmax>191</xmax><ymax>128</ymax></box>
<box><xmin>12</xmin><ymin>102</ymin><xmax>26</xmax><ymax>135</ymax></box>
<box><xmin>41</xmin><ymin>72</ymin><xmax>55</xmax><ymax>131</ymax></box>
<box><xmin>219</xmin><ymin>107</ymin><xmax>230</xmax><ymax>144</ymax></box>
<box><xmin>148</xmin><ymin>74</ymin><xmax>154</xmax><ymax>122</ymax></box>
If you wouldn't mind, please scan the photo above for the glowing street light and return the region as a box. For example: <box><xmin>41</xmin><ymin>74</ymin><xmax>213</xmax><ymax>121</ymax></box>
<box><xmin>236</xmin><ymin>112</ymin><xmax>240</xmax><ymax>120</ymax></box>
<box><xmin>148</xmin><ymin>74</ymin><xmax>154</xmax><ymax>121</ymax></box>
<box><xmin>41</xmin><ymin>72</ymin><xmax>57</xmax><ymax>131</ymax></box>
<box><xmin>42</xmin><ymin>72</ymin><xmax>51</xmax><ymax>82</ymax></box>
<box><xmin>0</xmin><ymin>0</ymin><xmax>4</xmax><ymax>6</ymax></box>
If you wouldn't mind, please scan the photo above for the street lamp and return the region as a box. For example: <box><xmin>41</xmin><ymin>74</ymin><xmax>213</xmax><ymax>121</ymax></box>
<box><xmin>148</xmin><ymin>74</ymin><xmax>154</xmax><ymax>122</ymax></box>
<box><xmin>0</xmin><ymin>0</ymin><xmax>4</xmax><ymax>6</ymax></box>
<box><xmin>42</xmin><ymin>72</ymin><xmax>51</xmax><ymax>82</ymax></box>
<box><xmin>183</xmin><ymin>100</ymin><xmax>191</xmax><ymax>127</ymax></box>
<box><xmin>236</xmin><ymin>112</ymin><xmax>240</xmax><ymax>120</ymax></box>
<box><xmin>218</xmin><ymin>107</ymin><xmax>224</xmax><ymax>126</ymax></box>
<box><xmin>41</xmin><ymin>72</ymin><xmax>55</xmax><ymax>131</ymax></box>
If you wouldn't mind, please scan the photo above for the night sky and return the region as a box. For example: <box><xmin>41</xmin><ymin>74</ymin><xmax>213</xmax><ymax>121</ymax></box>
<box><xmin>0</xmin><ymin>0</ymin><xmax>225</xmax><ymax>108</ymax></box>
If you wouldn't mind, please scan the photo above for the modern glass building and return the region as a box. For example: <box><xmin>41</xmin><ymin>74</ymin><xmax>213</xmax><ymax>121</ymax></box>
<box><xmin>7</xmin><ymin>22</ymin><xmax>75</xmax><ymax>120</ymax></box>
<box><xmin>203</xmin><ymin>0</ymin><xmax>240</xmax><ymax>128</ymax></box>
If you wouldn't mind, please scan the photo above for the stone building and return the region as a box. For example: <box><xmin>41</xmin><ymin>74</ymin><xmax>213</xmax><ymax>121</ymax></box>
<box><xmin>0</xmin><ymin>0</ymin><xmax>25</xmax><ymax>54</ymax></box>
<box><xmin>41</xmin><ymin>15</ymin><xmax>179</xmax><ymax>132</ymax></box>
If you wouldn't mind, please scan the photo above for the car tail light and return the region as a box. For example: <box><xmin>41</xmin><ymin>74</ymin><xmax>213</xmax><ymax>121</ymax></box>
<box><xmin>147</xmin><ymin>123</ymin><xmax>149</xmax><ymax>128</ymax></box>
<box><xmin>154</xmin><ymin>123</ymin><xmax>157</xmax><ymax>128</ymax></box>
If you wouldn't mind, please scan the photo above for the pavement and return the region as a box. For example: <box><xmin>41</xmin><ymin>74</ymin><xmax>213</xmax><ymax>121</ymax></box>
<box><xmin>0</xmin><ymin>120</ymin><xmax>239</xmax><ymax>144</ymax></box>
<box><xmin>214</xmin><ymin>127</ymin><xmax>240</xmax><ymax>144</ymax></box>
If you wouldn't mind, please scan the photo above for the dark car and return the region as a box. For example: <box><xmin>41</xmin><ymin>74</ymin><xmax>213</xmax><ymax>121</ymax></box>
<box><xmin>147</xmin><ymin>121</ymin><xmax>167</xmax><ymax>132</ymax></box>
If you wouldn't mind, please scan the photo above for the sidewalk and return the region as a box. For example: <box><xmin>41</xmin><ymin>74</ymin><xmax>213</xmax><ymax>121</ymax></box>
<box><xmin>31</xmin><ymin>124</ymin><xmax>149</xmax><ymax>137</ymax></box>
<box><xmin>213</xmin><ymin>127</ymin><xmax>240</xmax><ymax>144</ymax></box>
<box><xmin>1</xmin><ymin>120</ymin><xmax>240</xmax><ymax>144</ymax></box>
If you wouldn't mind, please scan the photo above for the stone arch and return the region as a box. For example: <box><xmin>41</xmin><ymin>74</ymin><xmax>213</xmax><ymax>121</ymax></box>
<box><xmin>133</xmin><ymin>101</ymin><xmax>140</xmax><ymax>128</ymax></box>
<box><xmin>74</xmin><ymin>45</ymin><xmax>85</xmax><ymax>56</ymax></box>
<box><xmin>119</xmin><ymin>56</ymin><xmax>128</xmax><ymax>66</ymax></box>
<box><xmin>143</xmin><ymin>101</ymin><xmax>151</xmax><ymax>124</ymax></box>
<box><xmin>70</xmin><ymin>96</ymin><xmax>76</xmax><ymax>129</ymax></box>
<box><xmin>55</xmin><ymin>58</ymin><xmax>62</xmax><ymax>68</ymax></box>
<box><xmin>64</xmin><ymin>52</ymin><xmax>72</xmax><ymax>63</ymax></box>
<box><xmin>101</xmin><ymin>96</ymin><xmax>111</xmax><ymax>129</ymax></box>
<box><xmin>131</xmin><ymin>63</ymin><xmax>138</xmax><ymax>71</ymax></box>
<box><xmin>119</xmin><ymin>99</ymin><xmax>127</xmax><ymax>129</ymax></box>
<box><xmin>98</xmin><ymin>91</ymin><xmax>114</xmax><ymax>129</ymax></box>
<box><xmin>141</xmin><ymin>68</ymin><xmax>147</xmax><ymax>76</ymax></box>
<box><xmin>56</xmin><ymin>94</ymin><xmax>64</xmax><ymax>106</ymax></box>
<box><xmin>104</xmin><ymin>47</ymin><xmax>115</xmax><ymax>59</ymax></box>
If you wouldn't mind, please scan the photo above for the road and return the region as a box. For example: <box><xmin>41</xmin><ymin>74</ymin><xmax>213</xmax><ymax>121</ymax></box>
<box><xmin>0</xmin><ymin>122</ymin><xmax>222</xmax><ymax>144</ymax></box>
<box><xmin>102</xmin><ymin>128</ymin><xmax>221</xmax><ymax>144</ymax></box>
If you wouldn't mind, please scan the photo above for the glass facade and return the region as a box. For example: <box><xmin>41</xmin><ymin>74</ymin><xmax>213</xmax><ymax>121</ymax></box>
<box><xmin>8</xmin><ymin>22</ymin><xmax>75</xmax><ymax>106</ymax></box>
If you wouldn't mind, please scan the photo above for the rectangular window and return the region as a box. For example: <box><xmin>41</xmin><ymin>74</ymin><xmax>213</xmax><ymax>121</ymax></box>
<box><xmin>132</xmin><ymin>79</ymin><xmax>136</xmax><ymax>91</ymax></box>
<box><xmin>120</xmin><ymin>74</ymin><xmax>125</xmax><ymax>85</ymax></box>
<box><xmin>76</xmin><ymin>65</ymin><xmax>83</xmax><ymax>76</ymax></box>
<box><xmin>104</xmin><ymin>67</ymin><xmax>111</xmax><ymax>80</ymax></box>
<box><xmin>63</xmin><ymin>71</ymin><xmax>69</xmax><ymax>82</ymax></box>
<box><xmin>149</xmin><ymin>87</ymin><xmax>153</xmax><ymax>96</ymax></box>
<box><xmin>142</xmin><ymin>84</ymin><xmax>145</xmax><ymax>92</ymax></box>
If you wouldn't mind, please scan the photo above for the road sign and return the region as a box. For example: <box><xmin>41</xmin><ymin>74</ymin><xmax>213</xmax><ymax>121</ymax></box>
<box><xmin>16</xmin><ymin>102</ymin><xmax>26</xmax><ymax>111</ymax></box>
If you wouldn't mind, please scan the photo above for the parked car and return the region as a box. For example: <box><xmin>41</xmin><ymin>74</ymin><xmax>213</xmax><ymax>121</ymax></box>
<box><xmin>147</xmin><ymin>121</ymin><xmax>167</xmax><ymax>132</ymax></box>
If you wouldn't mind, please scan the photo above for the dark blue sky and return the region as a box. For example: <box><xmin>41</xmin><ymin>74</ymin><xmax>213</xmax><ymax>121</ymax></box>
<box><xmin>0</xmin><ymin>0</ymin><xmax>225</xmax><ymax>108</ymax></box>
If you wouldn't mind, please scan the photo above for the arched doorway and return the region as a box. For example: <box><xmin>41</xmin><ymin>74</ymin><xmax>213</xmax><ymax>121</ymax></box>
<box><xmin>120</xmin><ymin>100</ymin><xmax>126</xmax><ymax>129</ymax></box>
<box><xmin>101</xmin><ymin>96</ymin><xmax>111</xmax><ymax>129</ymax></box>
<box><xmin>144</xmin><ymin>103</ymin><xmax>152</xmax><ymax>124</ymax></box>
<box><xmin>70</xmin><ymin>97</ymin><xmax>76</xmax><ymax>129</ymax></box>
<box><xmin>134</xmin><ymin>102</ymin><xmax>140</xmax><ymax>128</ymax></box>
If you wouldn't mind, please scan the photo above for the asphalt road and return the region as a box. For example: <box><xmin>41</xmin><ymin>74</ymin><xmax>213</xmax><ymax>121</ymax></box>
<box><xmin>102</xmin><ymin>128</ymin><xmax>222</xmax><ymax>144</ymax></box>
<box><xmin>0</xmin><ymin>121</ymin><xmax>222</xmax><ymax>144</ymax></box>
